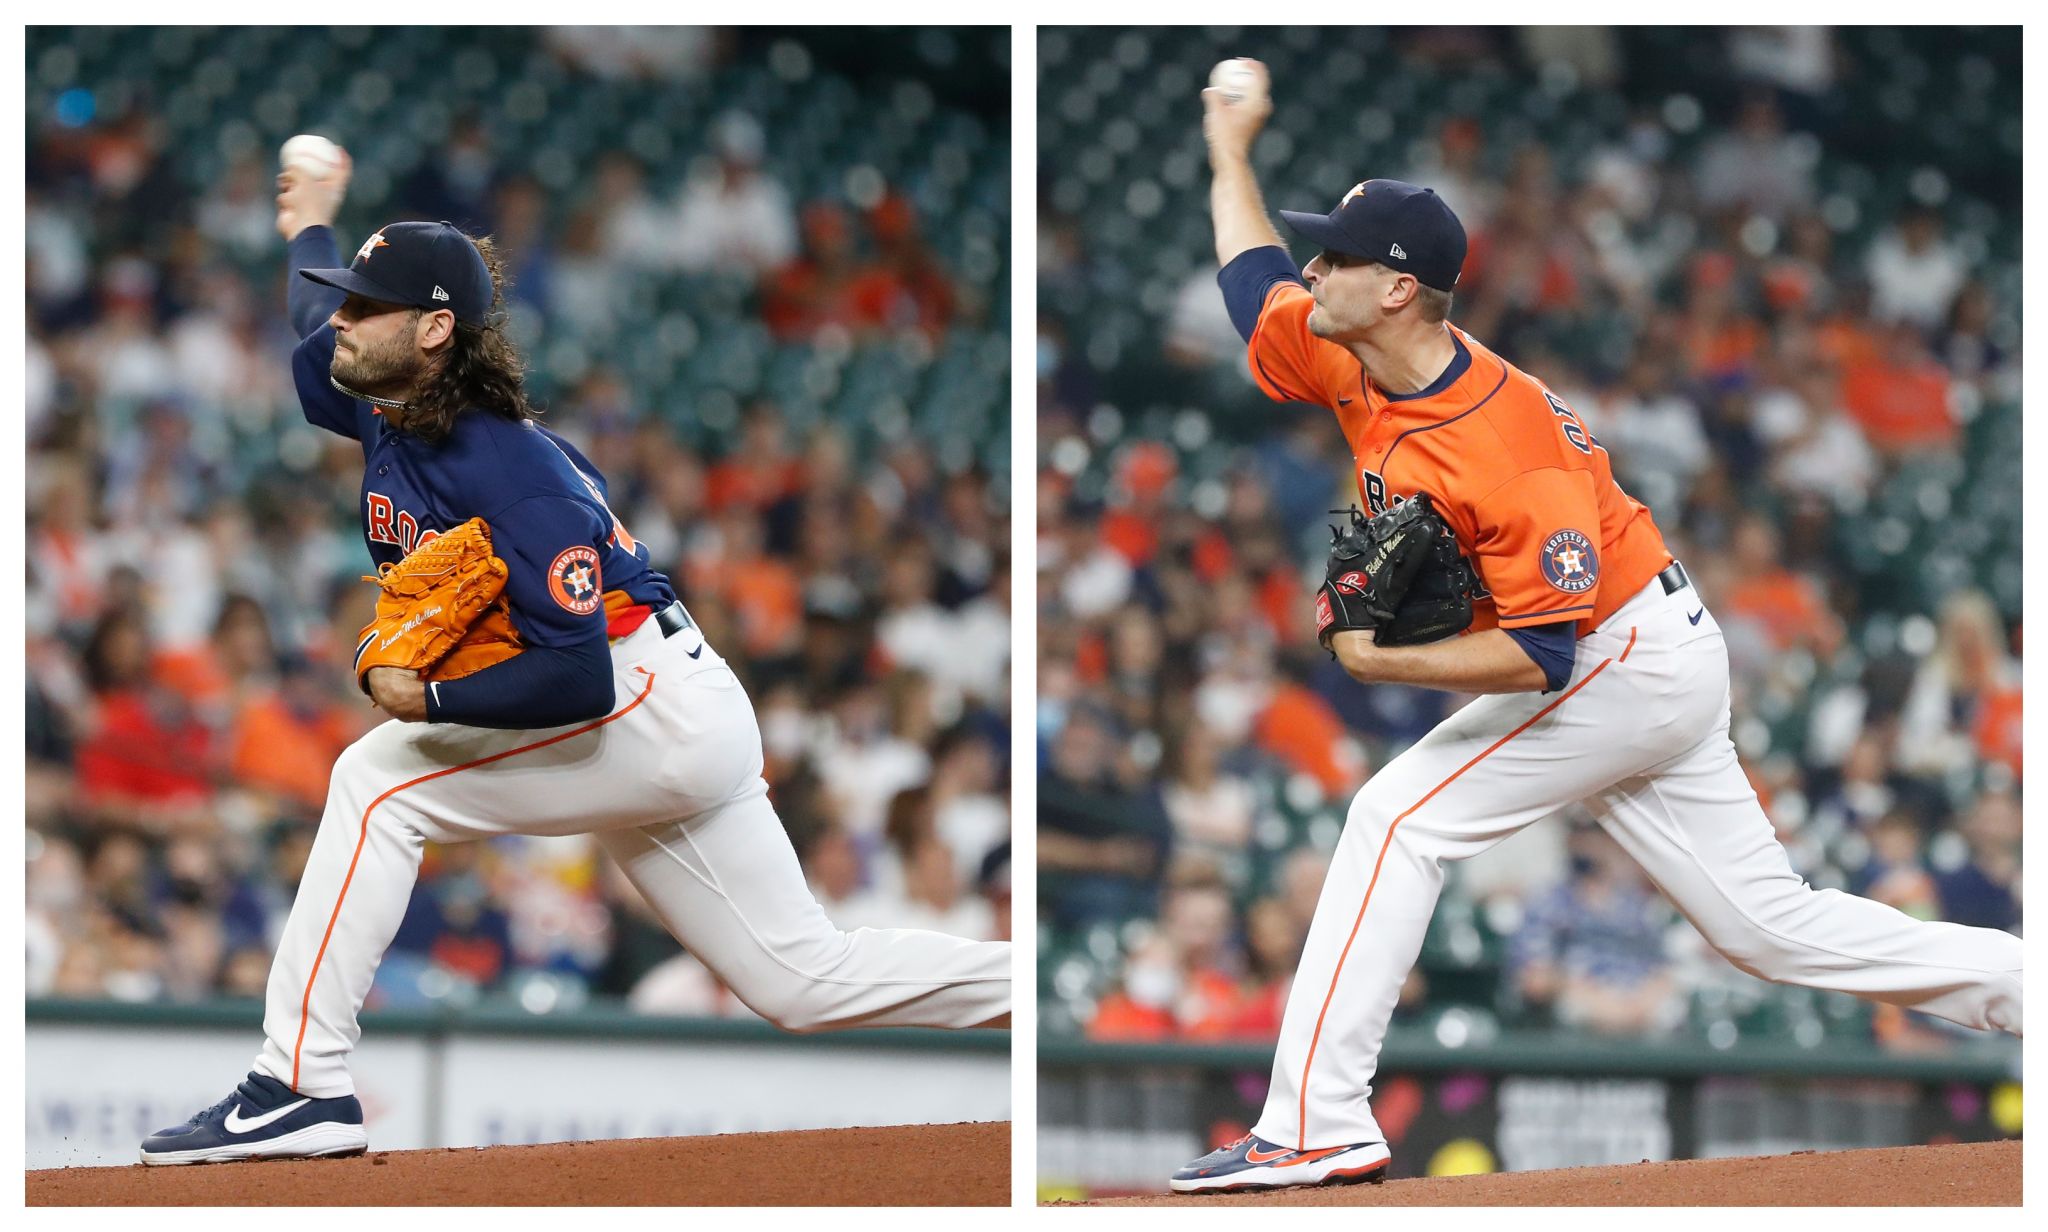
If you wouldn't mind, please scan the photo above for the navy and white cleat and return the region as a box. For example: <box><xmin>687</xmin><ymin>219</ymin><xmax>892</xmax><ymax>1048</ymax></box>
<box><xmin>1170</xmin><ymin>1132</ymin><xmax>1391</xmax><ymax>1194</ymax></box>
<box><xmin>140</xmin><ymin>1072</ymin><xmax>368</xmax><ymax>1165</ymax></box>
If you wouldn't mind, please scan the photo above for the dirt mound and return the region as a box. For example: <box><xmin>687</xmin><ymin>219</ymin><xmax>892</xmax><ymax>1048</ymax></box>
<box><xmin>1075</xmin><ymin>1139</ymin><xmax>2018</xmax><ymax>1206</ymax></box>
<box><xmin>29</xmin><ymin>1121</ymin><xmax>1009</xmax><ymax>1206</ymax></box>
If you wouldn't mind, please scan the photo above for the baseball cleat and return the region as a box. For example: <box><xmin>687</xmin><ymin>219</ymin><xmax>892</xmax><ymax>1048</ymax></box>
<box><xmin>1170</xmin><ymin>1132</ymin><xmax>1391</xmax><ymax>1194</ymax></box>
<box><xmin>140</xmin><ymin>1072</ymin><xmax>367</xmax><ymax>1165</ymax></box>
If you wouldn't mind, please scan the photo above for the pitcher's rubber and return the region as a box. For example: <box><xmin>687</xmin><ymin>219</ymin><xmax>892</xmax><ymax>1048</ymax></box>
<box><xmin>31</xmin><ymin>1121</ymin><xmax>1009</xmax><ymax>1206</ymax></box>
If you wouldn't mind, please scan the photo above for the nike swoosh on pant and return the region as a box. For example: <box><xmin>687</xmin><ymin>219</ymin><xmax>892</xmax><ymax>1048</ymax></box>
<box><xmin>1688</xmin><ymin>608</ymin><xmax>1704</xmax><ymax>625</ymax></box>
<box><xmin>223</xmin><ymin>1097</ymin><xmax>310</xmax><ymax>1134</ymax></box>
<box><xmin>685</xmin><ymin>645</ymin><xmax>704</xmax><ymax>659</ymax></box>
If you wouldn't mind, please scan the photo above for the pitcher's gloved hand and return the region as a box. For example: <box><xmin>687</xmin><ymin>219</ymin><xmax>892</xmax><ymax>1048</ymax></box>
<box><xmin>1314</xmin><ymin>493</ymin><xmax>1476</xmax><ymax>650</ymax></box>
<box><xmin>353</xmin><ymin>516</ymin><xmax>521</xmax><ymax>697</ymax></box>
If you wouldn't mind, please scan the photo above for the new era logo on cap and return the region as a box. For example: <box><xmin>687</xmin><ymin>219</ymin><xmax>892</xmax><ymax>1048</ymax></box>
<box><xmin>1389</xmin><ymin>243</ymin><xmax>1407</xmax><ymax>260</ymax></box>
<box><xmin>432</xmin><ymin>286</ymin><xmax>450</xmax><ymax>302</ymax></box>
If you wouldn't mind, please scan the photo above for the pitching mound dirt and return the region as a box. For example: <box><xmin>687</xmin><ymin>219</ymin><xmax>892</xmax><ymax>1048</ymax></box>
<box><xmin>29</xmin><ymin>1121</ymin><xmax>1009</xmax><ymax>1206</ymax></box>
<box><xmin>1074</xmin><ymin>1139</ymin><xmax>2018</xmax><ymax>1206</ymax></box>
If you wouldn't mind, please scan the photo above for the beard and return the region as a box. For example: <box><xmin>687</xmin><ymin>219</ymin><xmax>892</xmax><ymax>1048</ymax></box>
<box><xmin>330</xmin><ymin>330</ymin><xmax>424</xmax><ymax>399</ymax></box>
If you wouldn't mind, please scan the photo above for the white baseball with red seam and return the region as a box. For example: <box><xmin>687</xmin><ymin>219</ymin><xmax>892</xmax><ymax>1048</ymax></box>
<box><xmin>279</xmin><ymin>133</ymin><xmax>345</xmax><ymax>179</ymax></box>
<box><xmin>1208</xmin><ymin>58</ymin><xmax>1267</xmax><ymax>106</ymax></box>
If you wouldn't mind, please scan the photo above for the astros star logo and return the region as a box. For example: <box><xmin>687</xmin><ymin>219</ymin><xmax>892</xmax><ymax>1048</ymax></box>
<box><xmin>356</xmin><ymin>231</ymin><xmax>390</xmax><ymax>264</ymax></box>
<box><xmin>547</xmin><ymin>545</ymin><xmax>604</xmax><ymax>614</ymax></box>
<box><xmin>1539</xmin><ymin>529</ymin><xmax>1599</xmax><ymax>595</ymax></box>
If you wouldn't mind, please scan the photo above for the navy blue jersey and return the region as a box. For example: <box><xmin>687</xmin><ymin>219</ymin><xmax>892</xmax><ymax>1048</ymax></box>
<box><xmin>290</xmin><ymin>323</ymin><xmax>676</xmax><ymax>647</ymax></box>
<box><xmin>285</xmin><ymin>226</ymin><xmax>676</xmax><ymax>727</ymax></box>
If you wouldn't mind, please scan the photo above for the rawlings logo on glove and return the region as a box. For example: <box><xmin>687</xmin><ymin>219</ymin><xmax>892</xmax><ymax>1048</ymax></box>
<box><xmin>352</xmin><ymin>517</ymin><xmax>523</xmax><ymax>693</ymax></box>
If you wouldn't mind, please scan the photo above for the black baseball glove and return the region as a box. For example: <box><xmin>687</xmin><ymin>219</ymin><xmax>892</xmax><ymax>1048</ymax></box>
<box><xmin>1315</xmin><ymin>493</ymin><xmax>1477</xmax><ymax>650</ymax></box>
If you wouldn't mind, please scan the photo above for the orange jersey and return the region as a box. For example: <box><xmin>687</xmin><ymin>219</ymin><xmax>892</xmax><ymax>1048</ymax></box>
<box><xmin>1248</xmin><ymin>282</ymin><xmax>1672</xmax><ymax>636</ymax></box>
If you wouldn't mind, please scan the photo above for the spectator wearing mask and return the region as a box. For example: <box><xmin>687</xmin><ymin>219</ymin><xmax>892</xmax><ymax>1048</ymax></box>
<box><xmin>1088</xmin><ymin>873</ymin><xmax>1244</xmax><ymax>1040</ymax></box>
<box><xmin>1510</xmin><ymin>827</ymin><xmax>1681</xmax><ymax>1035</ymax></box>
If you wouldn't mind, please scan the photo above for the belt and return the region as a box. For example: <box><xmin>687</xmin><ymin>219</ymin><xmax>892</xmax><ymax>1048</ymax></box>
<box><xmin>654</xmin><ymin>601</ymin><xmax>696</xmax><ymax>637</ymax></box>
<box><xmin>1658</xmin><ymin>560</ymin><xmax>1691</xmax><ymax>595</ymax></box>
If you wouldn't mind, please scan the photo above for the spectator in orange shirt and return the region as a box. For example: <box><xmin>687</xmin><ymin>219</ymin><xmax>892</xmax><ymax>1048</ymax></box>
<box><xmin>1229</xmin><ymin>896</ymin><xmax>1304</xmax><ymax>1038</ymax></box>
<box><xmin>762</xmin><ymin>202</ymin><xmax>863</xmax><ymax>340</ymax></box>
<box><xmin>687</xmin><ymin>508</ymin><xmax>803</xmax><ymax>660</ymax></box>
<box><xmin>1098</xmin><ymin>441</ymin><xmax>1176</xmax><ymax>568</ymax></box>
<box><xmin>1841</xmin><ymin>321</ymin><xmax>1959</xmax><ymax>455</ymax></box>
<box><xmin>1087</xmin><ymin>875</ymin><xmax>1248</xmax><ymax>1040</ymax></box>
<box><xmin>72</xmin><ymin>608</ymin><xmax>215</xmax><ymax>833</ymax></box>
<box><xmin>1972</xmin><ymin>688</ymin><xmax>2022</xmax><ymax>778</ymax></box>
<box><xmin>1720</xmin><ymin>514</ymin><xmax>1841</xmax><ymax>656</ymax></box>
<box><xmin>703</xmin><ymin>400</ymin><xmax>805</xmax><ymax>515</ymax></box>
<box><xmin>1677</xmin><ymin>252</ymin><xmax>1766</xmax><ymax>385</ymax></box>
<box><xmin>1254</xmin><ymin>676</ymin><xmax>1368</xmax><ymax>797</ymax></box>
<box><xmin>213</xmin><ymin>597</ymin><xmax>365</xmax><ymax>814</ymax></box>
<box><xmin>847</xmin><ymin>194</ymin><xmax>957</xmax><ymax>341</ymax></box>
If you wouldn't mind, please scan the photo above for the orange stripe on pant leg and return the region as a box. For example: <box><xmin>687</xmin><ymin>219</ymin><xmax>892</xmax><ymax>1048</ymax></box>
<box><xmin>1294</xmin><ymin>657</ymin><xmax>1616</xmax><ymax>1150</ymax></box>
<box><xmin>291</xmin><ymin>668</ymin><xmax>659</xmax><ymax>1090</ymax></box>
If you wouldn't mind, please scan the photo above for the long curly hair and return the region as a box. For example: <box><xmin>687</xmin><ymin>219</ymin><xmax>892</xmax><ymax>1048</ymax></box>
<box><xmin>401</xmin><ymin>234</ymin><xmax>538</xmax><ymax>443</ymax></box>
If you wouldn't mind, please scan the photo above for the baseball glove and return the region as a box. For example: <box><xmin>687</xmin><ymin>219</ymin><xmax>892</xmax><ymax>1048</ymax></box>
<box><xmin>1315</xmin><ymin>493</ymin><xmax>1477</xmax><ymax>649</ymax></box>
<box><xmin>353</xmin><ymin>517</ymin><xmax>523</xmax><ymax>692</ymax></box>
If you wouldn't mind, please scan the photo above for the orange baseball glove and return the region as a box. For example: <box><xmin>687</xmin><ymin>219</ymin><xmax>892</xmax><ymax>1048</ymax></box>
<box><xmin>353</xmin><ymin>517</ymin><xmax>523</xmax><ymax>693</ymax></box>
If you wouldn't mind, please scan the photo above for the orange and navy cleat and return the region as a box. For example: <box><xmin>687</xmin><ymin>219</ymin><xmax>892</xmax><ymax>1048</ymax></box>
<box><xmin>140</xmin><ymin>1072</ymin><xmax>367</xmax><ymax>1165</ymax></box>
<box><xmin>1169</xmin><ymin>1132</ymin><xmax>1391</xmax><ymax>1194</ymax></box>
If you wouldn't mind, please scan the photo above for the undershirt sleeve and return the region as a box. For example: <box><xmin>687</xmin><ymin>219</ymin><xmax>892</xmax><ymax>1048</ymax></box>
<box><xmin>424</xmin><ymin>637</ymin><xmax>614</xmax><ymax>729</ymax></box>
<box><xmin>1503</xmin><ymin>621</ymin><xmax>1576</xmax><ymax>693</ymax></box>
<box><xmin>1217</xmin><ymin>245</ymin><xmax>1305</xmax><ymax>342</ymax></box>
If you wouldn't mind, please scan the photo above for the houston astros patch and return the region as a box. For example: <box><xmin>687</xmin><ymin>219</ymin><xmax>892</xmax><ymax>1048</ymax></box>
<box><xmin>548</xmin><ymin>546</ymin><xmax>603</xmax><ymax>614</ymax></box>
<box><xmin>1539</xmin><ymin>529</ymin><xmax>1598</xmax><ymax>594</ymax></box>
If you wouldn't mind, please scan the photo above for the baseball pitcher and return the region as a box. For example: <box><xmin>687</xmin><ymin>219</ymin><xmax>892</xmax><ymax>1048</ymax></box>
<box><xmin>1171</xmin><ymin>59</ymin><xmax>2022</xmax><ymax>1194</ymax></box>
<box><xmin>139</xmin><ymin>144</ymin><xmax>1010</xmax><ymax>1165</ymax></box>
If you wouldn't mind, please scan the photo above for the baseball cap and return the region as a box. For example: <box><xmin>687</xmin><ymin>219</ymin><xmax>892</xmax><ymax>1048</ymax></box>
<box><xmin>300</xmin><ymin>220</ymin><xmax>493</xmax><ymax>325</ymax></box>
<box><xmin>1278</xmin><ymin>179</ymin><xmax>1467</xmax><ymax>292</ymax></box>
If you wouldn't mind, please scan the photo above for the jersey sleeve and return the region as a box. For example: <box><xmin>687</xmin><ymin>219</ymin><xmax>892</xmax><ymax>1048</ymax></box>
<box><xmin>1245</xmin><ymin>282</ymin><xmax>1335</xmax><ymax>406</ymax></box>
<box><xmin>286</xmin><ymin>225</ymin><xmax>346</xmax><ymax>339</ymax></box>
<box><xmin>1470</xmin><ymin>468</ymin><xmax>1606</xmax><ymax>629</ymax></box>
<box><xmin>291</xmin><ymin>325</ymin><xmax>375</xmax><ymax>441</ymax></box>
<box><xmin>485</xmin><ymin>494</ymin><xmax>615</xmax><ymax>649</ymax></box>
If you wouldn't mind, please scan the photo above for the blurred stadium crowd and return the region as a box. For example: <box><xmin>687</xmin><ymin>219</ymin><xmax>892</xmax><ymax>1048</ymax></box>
<box><xmin>1037</xmin><ymin>27</ymin><xmax>2020</xmax><ymax>1051</ymax></box>
<box><xmin>25</xmin><ymin>27</ymin><xmax>1011</xmax><ymax>1016</ymax></box>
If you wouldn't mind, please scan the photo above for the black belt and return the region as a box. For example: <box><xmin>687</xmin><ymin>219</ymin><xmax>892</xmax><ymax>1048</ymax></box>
<box><xmin>654</xmin><ymin>601</ymin><xmax>696</xmax><ymax>637</ymax></box>
<box><xmin>1658</xmin><ymin>560</ymin><xmax>1691</xmax><ymax>595</ymax></box>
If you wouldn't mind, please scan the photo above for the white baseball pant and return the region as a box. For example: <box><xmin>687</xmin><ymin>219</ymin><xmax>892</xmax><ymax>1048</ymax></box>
<box><xmin>1253</xmin><ymin>576</ymin><xmax>2023</xmax><ymax>1151</ymax></box>
<box><xmin>255</xmin><ymin>617</ymin><xmax>1010</xmax><ymax>1097</ymax></box>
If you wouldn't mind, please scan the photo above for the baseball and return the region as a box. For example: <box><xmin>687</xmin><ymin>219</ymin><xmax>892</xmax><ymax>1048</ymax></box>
<box><xmin>280</xmin><ymin>133</ymin><xmax>345</xmax><ymax>179</ymax></box>
<box><xmin>1208</xmin><ymin>58</ymin><xmax>1265</xmax><ymax>105</ymax></box>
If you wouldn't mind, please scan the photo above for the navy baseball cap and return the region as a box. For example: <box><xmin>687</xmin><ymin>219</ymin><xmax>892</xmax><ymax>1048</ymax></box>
<box><xmin>1279</xmin><ymin>179</ymin><xmax>1467</xmax><ymax>291</ymax></box>
<box><xmin>300</xmin><ymin>221</ymin><xmax>493</xmax><ymax>325</ymax></box>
